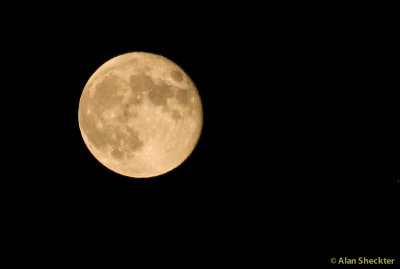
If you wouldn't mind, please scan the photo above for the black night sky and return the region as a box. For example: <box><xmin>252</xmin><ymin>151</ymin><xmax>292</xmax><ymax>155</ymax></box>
<box><xmin>4</xmin><ymin>3</ymin><xmax>399</xmax><ymax>265</ymax></box>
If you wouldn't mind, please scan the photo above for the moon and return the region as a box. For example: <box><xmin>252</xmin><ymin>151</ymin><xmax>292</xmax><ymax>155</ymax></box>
<box><xmin>78</xmin><ymin>52</ymin><xmax>203</xmax><ymax>178</ymax></box>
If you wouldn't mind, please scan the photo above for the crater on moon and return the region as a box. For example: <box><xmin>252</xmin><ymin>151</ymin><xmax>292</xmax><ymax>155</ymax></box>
<box><xmin>78</xmin><ymin>52</ymin><xmax>203</xmax><ymax>178</ymax></box>
<box><xmin>171</xmin><ymin>70</ymin><xmax>183</xmax><ymax>82</ymax></box>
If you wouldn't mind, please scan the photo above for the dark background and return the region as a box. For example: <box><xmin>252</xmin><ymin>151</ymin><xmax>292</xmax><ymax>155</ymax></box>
<box><xmin>4</xmin><ymin>3</ymin><xmax>399</xmax><ymax>265</ymax></box>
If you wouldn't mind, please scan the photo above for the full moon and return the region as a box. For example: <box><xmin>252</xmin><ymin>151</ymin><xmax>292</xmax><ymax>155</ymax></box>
<box><xmin>78</xmin><ymin>52</ymin><xmax>203</xmax><ymax>178</ymax></box>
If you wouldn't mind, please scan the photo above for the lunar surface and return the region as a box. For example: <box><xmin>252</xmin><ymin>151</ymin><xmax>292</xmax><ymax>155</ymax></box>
<box><xmin>78</xmin><ymin>52</ymin><xmax>203</xmax><ymax>178</ymax></box>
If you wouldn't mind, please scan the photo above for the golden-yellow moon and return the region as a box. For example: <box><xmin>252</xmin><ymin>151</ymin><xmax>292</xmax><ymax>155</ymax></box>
<box><xmin>78</xmin><ymin>52</ymin><xmax>203</xmax><ymax>178</ymax></box>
